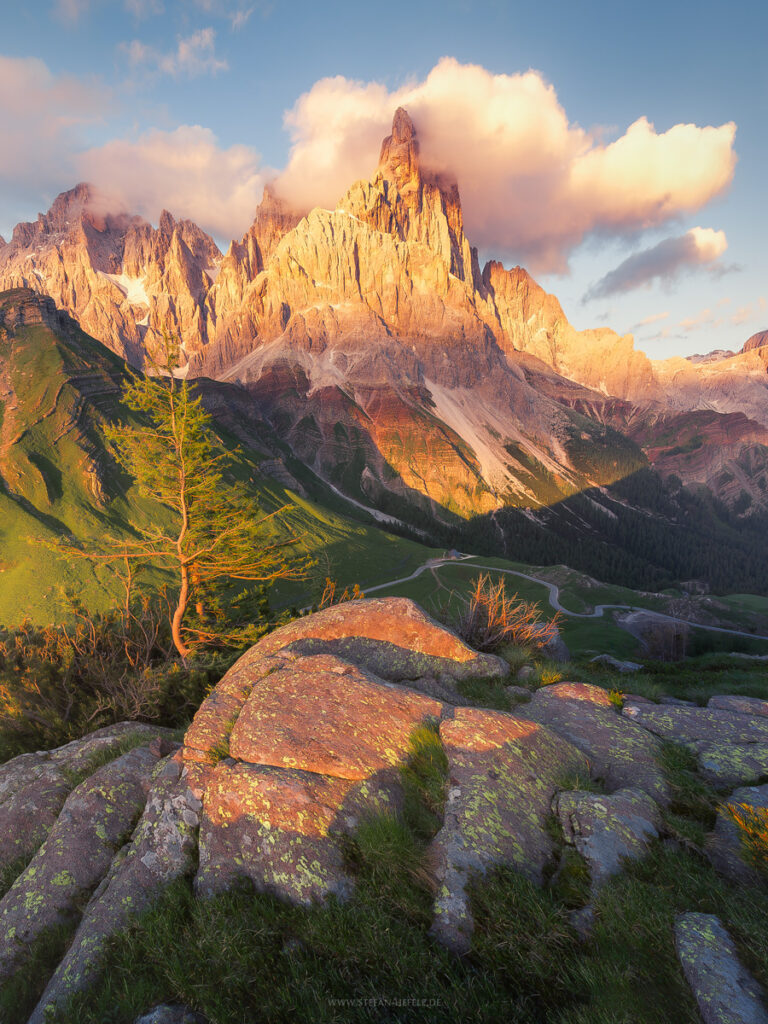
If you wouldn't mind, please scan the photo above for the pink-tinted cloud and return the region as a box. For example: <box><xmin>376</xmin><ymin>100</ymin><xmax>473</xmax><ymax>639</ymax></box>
<box><xmin>585</xmin><ymin>228</ymin><xmax>728</xmax><ymax>300</ymax></box>
<box><xmin>0</xmin><ymin>56</ymin><xmax>105</xmax><ymax>188</ymax></box>
<box><xmin>77</xmin><ymin>125</ymin><xmax>267</xmax><ymax>238</ymax></box>
<box><xmin>275</xmin><ymin>58</ymin><xmax>737</xmax><ymax>273</ymax></box>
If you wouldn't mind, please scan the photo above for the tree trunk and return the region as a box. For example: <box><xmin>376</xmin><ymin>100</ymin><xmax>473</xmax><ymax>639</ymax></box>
<box><xmin>172</xmin><ymin>561</ymin><xmax>191</xmax><ymax>661</ymax></box>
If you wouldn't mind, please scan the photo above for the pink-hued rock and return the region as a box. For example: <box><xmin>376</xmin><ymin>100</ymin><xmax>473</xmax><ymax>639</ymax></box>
<box><xmin>236</xmin><ymin>597</ymin><xmax>507</xmax><ymax>683</ymax></box>
<box><xmin>196</xmin><ymin>761</ymin><xmax>398</xmax><ymax>904</ymax></box>
<box><xmin>228</xmin><ymin>654</ymin><xmax>443</xmax><ymax>780</ymax></box>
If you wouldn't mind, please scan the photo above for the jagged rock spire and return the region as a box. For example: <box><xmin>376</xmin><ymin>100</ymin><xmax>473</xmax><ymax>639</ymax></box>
<box><xmin>378</xmin><ymin>107</ymin><xmax>421</xmax><ymax>191</ymax></box>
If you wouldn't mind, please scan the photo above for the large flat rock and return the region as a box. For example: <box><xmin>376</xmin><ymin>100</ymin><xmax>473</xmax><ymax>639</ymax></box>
<box><xmin>709</xmin><ymin>696</ymin><xmax>768</xmax><ymax>718</ymax></box>
<box><xmin>228</xmin><ymin>654</ymin><xmax>443</xmax><ymax>779</ymax></box>
<box><xmin>623</xmin><ymin>704</ymin><xmax>768</xmax><ymax>746</ymax></box>
<box><xmin>675</xmin><ymin>913</ymin><xmax>768</xmax><ymax>1024</ymax></box>
<box><xmin>196</xmin><ymin>761</ymin><xmax>398</xmax><ymax>903</ymax></box>
<box><xmin>695</xmin><ymin>742</ymin><xmax>768</xmax><ymax>790</ymax></box>
<box><xmin>429</xmin><ymin>707</ymin><xmax>588</xmax><ymax>953</ymax></box>
<box><xmin>519</xmin><ymin>683</ymin><xmax>669</xmax><ymax>805</ymax></box>
<box><xmin>230</xmin><ymin>597</ymin><xmax>508</xmax><ymax>685</ymax></box>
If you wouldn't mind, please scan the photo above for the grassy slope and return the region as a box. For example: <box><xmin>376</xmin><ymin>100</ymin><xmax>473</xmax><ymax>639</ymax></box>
<box><xmin>0</xmin><ymin>292</ymin><xmax>437</xmax><ymax>626</ymax></box>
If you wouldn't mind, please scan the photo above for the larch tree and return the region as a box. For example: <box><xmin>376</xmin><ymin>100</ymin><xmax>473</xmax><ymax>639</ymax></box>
<box><xmin>100</xmin><ymin>337</ymin><xmax>301</xmax><ymax>659</ymax></box>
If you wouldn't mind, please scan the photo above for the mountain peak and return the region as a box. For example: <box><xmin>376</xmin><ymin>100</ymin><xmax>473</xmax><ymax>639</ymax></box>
<box><xmin>378</xmin><ymin>107</ymin><xmax>421</xmax><ymax>190</ymax></box>
<box><xmin>741</xmin><ymin>330</ymin><xmax>768</xmax><ymax>353</ymax></box>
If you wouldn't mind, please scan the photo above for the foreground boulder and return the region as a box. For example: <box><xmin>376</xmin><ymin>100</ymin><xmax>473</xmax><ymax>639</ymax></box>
<box><xmin>29</xmin><ymin>751</ymin><xmax>200</xmax><ymax>1024</ymax></box>
<box><xmin>519</xmin><ymin>683</ymin><xmax>669</xmax><ymax>804</ymax></box>
<box><xmin>194</xmin><ymin>653</ymin><xmax>442</xmax><ymax>903</ymax></box>
<box><xmin>429</xmin><ymin>708</ymin><xmax>588</xmax><ymax>953</ymax></box>
<box><xmin>554</xmin><ymin>787</ymin><xmax>661</xmax><ymax>891</ymax></box>
<box><xmin>675</xmin><ymin>913</ymin><xmax>768</xmax><ymax>1024</ymax></box>
<box><xmin>0</xmin><ymin>723</ymin><xmax>172</xmax><ymax>874</ymax></box>
<box><xmin>0</xmin><ymin>745</ymin><xmax>161</xmax><ymax>985</ymax></box>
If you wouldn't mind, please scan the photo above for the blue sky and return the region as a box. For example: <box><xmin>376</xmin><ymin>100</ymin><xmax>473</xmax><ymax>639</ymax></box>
<box><xmin>2</xmin><ymin>0</ymin><xmax>766</xmax><ymax>359</ymax></box>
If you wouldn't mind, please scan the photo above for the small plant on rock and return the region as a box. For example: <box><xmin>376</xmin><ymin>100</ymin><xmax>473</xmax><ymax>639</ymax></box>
<box><xmin>723</xmin><ymin>802</ymin><xmax>768</xmax><ymax>880</ymax></box>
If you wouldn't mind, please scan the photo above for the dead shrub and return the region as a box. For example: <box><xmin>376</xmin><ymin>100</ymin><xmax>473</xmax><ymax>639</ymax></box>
<box><xmin>452</xmin><ymin>573</ymin><xmax>561</xmax><ymax>653</ymax></box>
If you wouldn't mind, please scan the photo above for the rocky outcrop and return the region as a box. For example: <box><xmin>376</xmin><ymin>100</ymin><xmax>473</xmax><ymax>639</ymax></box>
<box><xmin>430</xmin><ymin>708</ymin><xmax>587</xmax><ymax>953</ymax></box>
<box><xmin>554</xmin><ymin>787</ymin><xmax>661</xmax><ymax>890</ymax></box>
<box><xmin>5</xmin><ymin>599</ymin><xmax>768</xmax><ymax>1020</ymax></box>
<box><xmin>520</xmin><ymin>683</ymin><xmax>669</xmax><ymax>804</ymax></box>
<box><xmin>675</xmin><ymin>913</ymin><xmax>768</xmax><ymax>1024</ymax></box>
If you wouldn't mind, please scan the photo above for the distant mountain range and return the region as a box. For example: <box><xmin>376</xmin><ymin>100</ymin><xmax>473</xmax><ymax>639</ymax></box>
<box><xmin>1</xmin><ymin>109</ymin><xmax>768</xmax><ymax>610</ymax></box>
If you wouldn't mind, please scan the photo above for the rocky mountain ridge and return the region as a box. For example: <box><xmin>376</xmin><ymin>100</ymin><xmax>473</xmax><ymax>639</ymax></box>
<box><xmin>1</xmin><ymin>110</ymin><xmax>767</xmax><ymax>524</ymax></box>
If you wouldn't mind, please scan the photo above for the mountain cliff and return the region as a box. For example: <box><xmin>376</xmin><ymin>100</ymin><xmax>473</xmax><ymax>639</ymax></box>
<box><xmin>1</xmin><ymin>109</ymin><xmax>766</xmax><ymax>525</ymax></box>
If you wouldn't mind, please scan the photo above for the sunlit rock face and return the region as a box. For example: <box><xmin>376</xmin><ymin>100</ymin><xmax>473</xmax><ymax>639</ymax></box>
<box><xmin>0</xmin><ymin>184</ymin><xmax>222</xmax><ymax>366</ymax></box>
<box><xmin>2</xmin><ymin>108</ymin><xmax>767</xmax><ymax>517</ymax></box>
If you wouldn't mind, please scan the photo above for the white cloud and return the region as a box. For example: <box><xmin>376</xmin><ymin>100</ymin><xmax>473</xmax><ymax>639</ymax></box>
<box><xmin>77</xmin><ymin>125</ymin><xmax>267</xmax><ymax>239</ymax></box>
<box><xmin>0</xmin><ymin>56</ymin><xmax>105</xmax><ymax>189</ymax></box>
<box><xmin>275</xmin><ymin>58</ymin><xmax>737</xmax><ymax>273</ymax></box>
<box><xmin>123</xmin><ymin>27</ymin><xmax>228</xmax><ymax>77</ymax></box>
<box><xmin>730</xmin><ymin>297</ymin><xmax>767</xmax><ymax>326</ymax></box>
<box><xmin>584</xmin><ymin>228</ymin><xmax>728</xmax><ymax>301</ymax></box>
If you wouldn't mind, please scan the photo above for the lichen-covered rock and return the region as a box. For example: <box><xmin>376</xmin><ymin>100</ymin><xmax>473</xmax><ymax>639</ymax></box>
<box><xmin>196</xmin><ymin>762</ymin><xmax>398</xmax><ymax>903</ymax></box>
<box><xmin>709</xmin><ymin>696</ymin><xmax>768</xmax><ymax>719</ymax></box>
<box><xmin>28</xmin><ymin>751</ymin><xmax>200</xmax><ymax>1024</ymax></box>
<box><xmin>228</xmin><ymin>654</ymin><xmax>443</xmax><ymax>779</ymax></box>
<box><xmin>675</xmin><ymin>913</ymin><xmax>768</xmax><ymax>1024</ymax></box>
<box><xmin>706</xmin><ymin>784</ymin><xmax>768</xmax><ymax>885</ymax></box>
<box><xmin>695</xmin><ymin>742</ymin><xmax>768</xmax><ymax>789</ymax></box>
<box><xmin>519</xmin><ymin>683</ymin><xmax>669</xmax><ymax>805</ymax></box>
<box><xmin>555</xmin><ymin>787</ymin><xmax>661</xmax><ymax>890</ymax></box>
<box><xmin>0</xmin><ymin>722</ymin><xmax>172</xmax><ymax>874</ymax></box>
<box><xmin>231</xmin><ymin>597</ymin><xmax>509</xmax><ymax>687</ymax></box>
<box><xmin>622</xmin><ymin>704</ymin><xmax>768</xmax><ymax>746</ymax></box>
<box><xmin>429</xmin><ymin>707</ymin><xmax>588</xmax><ymax>953</ymax></box>
<box><xmin>134</xmin><ymin>1007</ymin><xmax>209</xmax><ymax>1024</ymax></box>
<box><xmin>193</xmin><ymin>654</ymin><xmax>443</xmax><ymax>904</ymax></box>
<box><xmin>0</xmin><ymin>744</ymin><xmax>162</xmax><ymax>984</ymax></box>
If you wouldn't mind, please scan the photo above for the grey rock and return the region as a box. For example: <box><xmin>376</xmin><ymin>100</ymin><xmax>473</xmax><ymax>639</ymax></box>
<box><xmin>706</xmin><ymin>784</ymin><xmax>768</xmax><ymax>885</ymax></box>
<box><xmin>659</xmin><ymin>696</ymin><xmax>697</xmax><ymax>707</ymax></box>
<box><xmin>709</xmin><ymin>695</ymin><xmax>768</xmax><ymax>718</ymax></box>
<box><xmin>429</xmin><ymin>707</ymin><xmax>588</xmax><ymax>954</ymax></box>
<box><xmin>519</xmin><ymin>683</ymin><xmax>669</xmax><ymax>805</ymax></box>
<box><xmin>0</xmin><ymin>723</ymin><xmax>172</xmax><ymax>876</ymax></box>
<box><xmin>134</xmin><ymin>1006</ymin><xmax>208</xmax><ymax>1024</ymax></box>
<box><xmin>590</xmin><ymin>654</ymin><xmax>643</xmax><ymax>673</ymax></box>
<box><xmin>622</xmin><ymin>694</ymin><xmax>654</xmax><ymax>705</ymax></box>
<box><xmin>695</xmin><ymin>742</ymin><xmax>768</xmax><ymax>789</ymax></box>
<box><xmin>516</xmin><ymin>665</ymin><xmax>535</xmax><ymax>682</ymax></box>
<box><xmin>622</xmin><ymin>704</ymin><xmax>768</xmax><ymax>746</ymax></box>
<box><xmin>555</xmin><ymin>787</ymin><xmax>661</xmax><ymax>890</ymax></box>
<box><xmin>28</xmin><ymin>752</ymin><xmax>200</xmax><ymax>1024</ymax></box>
<box><xmin>0</xmin><ymin>745</ymin><xmax>160</xmax><ymax>984</ymax></box>
<box><xmin>675</xmin><ymin>913</ymin><xmax>768</xmax><ymax>1024</ymax></box>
